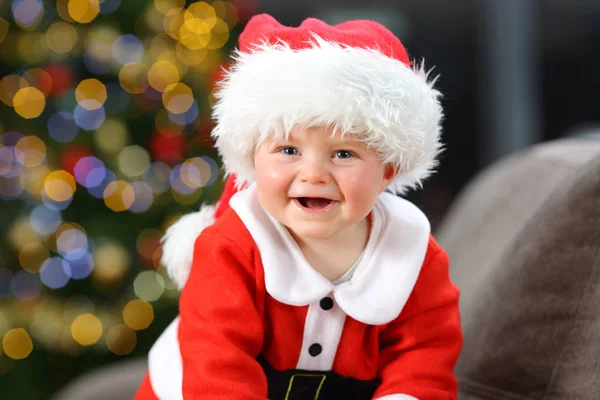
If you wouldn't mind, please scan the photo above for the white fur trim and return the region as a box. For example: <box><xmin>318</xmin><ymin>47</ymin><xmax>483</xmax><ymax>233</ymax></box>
<box><xmin>148</xmin><ymin>317</ymin><xmax>183</xmax><ymax>400</ymax></box>
<box><xmin>213</xmin><ymin>36</ymin><xmax>444</xmax><ymax>194</ymax></box>
<box><xmin>160</xmin><ymin>205</ymin><xmax>216</xmax><ymax>290</ymax></box>
<box><xmin>376</xmin><ymin>395</ymin><xmax>419</xmax><ymax>400</ymax></box>
<box><xmin>229</xmin><ymin>184</ymin><xmax>430</xmax><ymax>325</ymax></box>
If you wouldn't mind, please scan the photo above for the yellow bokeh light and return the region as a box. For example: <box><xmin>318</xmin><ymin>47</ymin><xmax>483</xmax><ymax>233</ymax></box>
<box><xmin>68</xmin><ymin>0</ymin><xmax>100</xmax><ymax>24</ymax></box>
<box><xmin>2</xmin><ymin>328</ymin><xmax>34</xmax><ymax>360</ymax></box>
<box><xmin>184</xmin><ymin>2</ymin><xmax>217</xmax><ymax>35</ymax></box>
<box><xmin>75</xmin><ymin>78</ymin><xmax>107</xmax><ymax>110</ymax></box>
<box><xmin>150</xmin><ymin>33</ymin><xmax>173</xmax><ymax>59</ymax></box>
<box><xmin>162</xmin><ymin>82</ymin><xmax>193</xmax><ymax>114</ymax></box>
<box><xmin>179</xmin><ymin>24</ymin><xmax>211</xmax><ymax>50</ymax></box>
<box><xmin>13</xmin><ymin>87</ymin><xmax>46</xmax><ymax>119</ymax></box>
<box><xmin>17</xmin><ymin>32</ymin><xmax>50</xmax><ymax>64</ymax></box>
<box><xmin>213</xmin><ymin>1</ymin><xmax>238</xmax><ymax>29</ymax></box>
<box><xmin>163</xmin><ymin>8</ymin><xmax>184</xmax><ymax>40</ymax></box>
<box><xmin>0</xmin><ymin>75</ymin><xmax>28</xmax><ymax>107</ymax></box>
<box><xmin>94</xmin><ymin>118</ymin><xmax>129</xmax><ymax>155</ymax></box>
<box><xmin>44</xmin><ymin>170</ymin><xmax>76</xmax><ymax>202</ymax></box>
<box><xmin>103</xmin><ymin>180</ymin><xmax>135</xmax><ymax>212</ymax></box>
<box><xmin>148</xmin><ymin>61</ymin><xmax>180</xmax><ymax>92</ymax></box>
<box><xmin>71</xmin><ymin>313</ymin><xmax>102</xmax><ymax>346</ymax></box>
<box><xmin>154</xmin><ymin>0</ymin><xmax>185</xmax><ymax>15</ymax></box>
<box><xmin>106</xmin><ymin>324</ymin><xmax>136</xmax><ymax>356</ymax></box>
<box><xmin>15</xmin><ymin>136</ymin><xmax>47</xmax><ymax>167</ymax></box>
<box><xmin>118</xmin><ymin>62</ymin><xmax>149</xmax><ymax>94</ymax></box>
<box><xmin>208</xmin><ymin>19</ymin><xmax>230</xmax><ymax>50</ymax></box>
<box><xmin>175</xmin><ymin>42</ymin><xmax>207</xmax><ymax>66</ymax></box>
<box><xmin>123</xmin><ymin>299</ymin><xmax>154</xmax><ymax>330</ymax></box>
<box><xmin>92</xmin><ymin>242</ymin><xmax>129</xmax><ymax>286</ymax></box>
<box><xmin>19</xmin><ymin>243</ymin><xmax>50</xmax><ymax>273</ymax></box>
<box><xmin>21</xmin><ymin>165</ymin><xmax>49</xmax><ymax>198</ymax></box>
<box><xmin>46</xmin><ymin>22</ymin><xmax>78</xmax><ymax>54</ymax></box>
<box><xmin>0</xmin><ymin>18</ymin><xmax>9</xmax><ymax>44</ymax></box>
<box><xmin>117</xmin><ymin>146</ymin><xmax>150</xmax><ymax>178</ymax></box>
<box><xmin>8</xmin><ymin>218</ymin><xmax>40</xmax><ymax>251</ymax></box>
<box><xmin>57</xmin><ymin>0</ymin><xmax>75</xmax><ymax>22</ymax></box>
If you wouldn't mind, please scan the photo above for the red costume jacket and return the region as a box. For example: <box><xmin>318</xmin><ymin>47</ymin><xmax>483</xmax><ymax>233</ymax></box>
<box><xmin>136</xmin><ymin>186</ymin><xmax>463</xmax><ymax>399</ymax></box>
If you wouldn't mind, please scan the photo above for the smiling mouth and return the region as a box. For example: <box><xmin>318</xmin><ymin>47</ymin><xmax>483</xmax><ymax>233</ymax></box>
<box><xmin>293</xmin><ymin>197</ymin><xmax>337</xmax><ymax>213</ymax></box>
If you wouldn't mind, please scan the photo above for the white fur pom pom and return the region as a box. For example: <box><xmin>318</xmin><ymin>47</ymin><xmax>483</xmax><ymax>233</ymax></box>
<box><xmin>160</xmin><ymin>205</ymin><xmax>216</xmax><ymax>290</ymax></box>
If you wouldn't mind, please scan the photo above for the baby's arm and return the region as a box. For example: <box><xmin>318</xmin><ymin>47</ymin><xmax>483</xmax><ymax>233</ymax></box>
<box><xmin>373</xmin><ymin>242</ymin><xmax>463</xmax><ymax>400</ymax></box>
<box><xmin>178</xmin><ymin>230</ymin><xmax>268</xmax><ymax>399</ymax></box>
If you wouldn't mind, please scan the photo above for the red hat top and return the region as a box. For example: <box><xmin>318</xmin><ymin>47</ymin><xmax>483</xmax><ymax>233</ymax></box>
<box><xmin>238</xmin><ymin>14</ymin><xmax>411</xmax><ymax>66</ymax></box>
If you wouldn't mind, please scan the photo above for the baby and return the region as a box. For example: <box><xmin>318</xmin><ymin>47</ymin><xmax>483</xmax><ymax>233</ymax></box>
<box><xmin>136</xmin><ymin>13</ymin><xmax>463</xmax><ymax>400</ymax></box>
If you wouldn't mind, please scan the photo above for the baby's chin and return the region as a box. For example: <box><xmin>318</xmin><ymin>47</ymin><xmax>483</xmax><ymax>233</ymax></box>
<box><xmin>285</xmin><ymin>222</ymin><xmax>342</xmax><ymax>242</ymax></box>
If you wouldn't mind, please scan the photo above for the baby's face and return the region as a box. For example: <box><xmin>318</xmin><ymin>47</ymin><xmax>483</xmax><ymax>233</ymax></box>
<box><xmin>253</xmin><ymin>125</ymin><xmax>396</xmax><ymax>242</ymax></box>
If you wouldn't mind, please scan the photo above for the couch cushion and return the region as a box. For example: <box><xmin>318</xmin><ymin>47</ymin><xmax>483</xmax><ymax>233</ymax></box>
<box><xmin>436</xmin><ymin>137</ymin><xmax>600</xmax><ymax>399</ymax></box>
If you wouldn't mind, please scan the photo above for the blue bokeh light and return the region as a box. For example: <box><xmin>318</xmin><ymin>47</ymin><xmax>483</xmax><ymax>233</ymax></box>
<box><xmin>48</xmin><ymin>111</ymin><xmax>79</xmax><ymax>143</ymax></box>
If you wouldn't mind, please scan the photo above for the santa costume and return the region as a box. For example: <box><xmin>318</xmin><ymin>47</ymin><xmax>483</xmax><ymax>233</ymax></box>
<box><xmin>135</xmin><ymin>13</ymin><xmax>462</xmax><ymax>400</ymax></box>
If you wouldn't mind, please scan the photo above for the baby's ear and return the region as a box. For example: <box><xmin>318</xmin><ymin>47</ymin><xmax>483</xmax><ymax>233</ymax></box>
<box><xmin>380</xmin><ymin>164</ymin><xmax>399</xmax><ymax>192</ymax></box>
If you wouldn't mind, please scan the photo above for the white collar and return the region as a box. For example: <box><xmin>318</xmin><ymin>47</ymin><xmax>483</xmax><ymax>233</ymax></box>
<box><xmin>229</xmin><ymin>184</ymin><xmax>430</xmax><ymax>325</ymax></box>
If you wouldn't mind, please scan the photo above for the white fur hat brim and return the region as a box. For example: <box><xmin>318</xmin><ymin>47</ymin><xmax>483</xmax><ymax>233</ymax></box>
<box><xmin>212</xmin><ymin>36</ymin><xmax>444</xmax><ymax>194</ymax></box>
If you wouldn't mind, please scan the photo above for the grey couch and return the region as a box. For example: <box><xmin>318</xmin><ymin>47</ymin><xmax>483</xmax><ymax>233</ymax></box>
<box><xmin>52</xmin><ymin>136</ymin><xmax>600</xmax><ymax>400</ymax></box>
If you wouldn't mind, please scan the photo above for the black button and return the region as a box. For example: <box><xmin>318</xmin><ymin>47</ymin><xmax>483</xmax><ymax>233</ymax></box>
<box><xmin>308</xmin><ymin>343</ymin><xmax>322</xmax><ymax>357</ymax></box>
<box><xmin>320</xmin><ymin>297</ymin><xmax>334</xmax><ymax>310</ymax></box>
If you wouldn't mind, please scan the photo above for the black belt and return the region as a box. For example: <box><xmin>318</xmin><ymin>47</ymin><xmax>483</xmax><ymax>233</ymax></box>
<box><xmin>257</xmin><ymin>355</ymin><xmax>379</xmax><ymax>400</ymax></box>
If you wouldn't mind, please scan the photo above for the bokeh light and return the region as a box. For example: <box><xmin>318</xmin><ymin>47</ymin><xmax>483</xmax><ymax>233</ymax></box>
<box><xmin>22</xmin><ymin>69</ymin><xmax>53</xmax><ymax>96</ymax></box>
<box><xmin>10</xmin><ymin>270</ymin><xmax>42</xmax><ymax>301</ymax></box>
<box><xmin>129</xmin><ymin>181</ymin><xmax>154</xmax><ymax>213</ymax></box>
<box><xmin>118</xmin><ymin>62</ymin><xmax>149</xmax><ymax>94</ymax></box>
<box><xmin>117</xmin><ymin>145</ymin><xmax>150</xmax><ymax>178</ymax></box>
<box><xmin>71</xmin><ymin>313</ymin><xmax>102</xmax><ymax>345</ymax></box>
<box><xmin>12</xmin><ymin>0</ymin><xmax>45</xmax><ymax>31</ymax></box>
<box><xmin>13</xmin><ymin>87</ymin><xmax>46</xmax><ymax>119</ymax></box>
<box><xmin>29</xmin><ymin>204</ymin><xmax>62</xmax><ymax>235</ymax></box>
<box><xmin>56</xmin><ymin>223</ymin><xmax>89</xmax><ymax>261</ymax></box>
<box><xmin>123</xmin><ymin>299</ymin><xmax>154</xmax><ymax>330</ymax></box>
<box><xmin>64</xmin><ymin>252</ymin><xmax>95</xmax><ymax>279</ymax></box>
<box><xmin>76</xmin><ymin>79</ymin><xmax>107</xmax><ymax>110</ymax></box>
<box><xmin>106</xmin><ymin>324</ymin><xmax>136</xmax><ymax>355</ymax></box>
<box><xmin>14</xmin><ymin>136</ymin><xmax>46</xmax><ymax>167</ymax></box>
<box><xmin>48</xmin><ymin>111</ymin><xmax>80</xmax><ymax>143</ymax></box>
<box><xmin>39</xmin><ymin>257</ymin><xmax>71</xmax><ymax>289</ymax></box>
<box><xmin>46</xmin><ymin>22</ymin><xmax>78</xmax><ymax>54</ymax></box>
<box><xmin>112</xmin><ymin>34</ymin><xmax>144</xmax><ymax>65</ymax></box>
<box><xmin>19</xmin><ymin>243</ymin><xmax>50</xmax><ymax>273</ymax></box>
<box><xmin>73</xmin><ymin>103</ymin><xmax>106</xmax><ymax>130</ymax></box>
<box><xmin>148</xmin><ymin>60</ymin><xmax>180</xmax><ymax>92</ymax></box>
<box><xmin>44</xmin><ymin>170</ymin><xmax>76</xmax><ymax>202</ymax></box>
<box><xmin>68</xmin><ymin>0</ymin><xmax>101</xmax><ymax>24</ymax></box>
<box><xmin>133</xmin><ymin>271</ymin><xmax>165</xmax><ymax>302</ymax></box>
<box><xmin>103</xmin><ymin>180</ymin><xmax>135</xmax><ymax>212</ymax></box>
<box><xmin>162</xmin><ymin>82</ymin><xmax>193</xmax><ymax>114</ymax></box>
<box><xmin>93</xmin><ymin>118</ymin><xmax>129</xmax><ymax>154</ymax></box>
<box><xmin>0</xmin><ymin>75</ymin><xmax>29</xmax><ymax>107</ymax></box>
<box><xmin>92</xmin><ymin>242</ymin><xmax>129</xmax><ymax>286</ymax></box>
<box><xmin>154</xmin><ymin>0</ymin><xmax>185</xmax><ymax>15</ymax></box>
<box><xmin>2</xmin><ymin>328</ymin><xmax>33</xmax><ymax>360</ymax></box>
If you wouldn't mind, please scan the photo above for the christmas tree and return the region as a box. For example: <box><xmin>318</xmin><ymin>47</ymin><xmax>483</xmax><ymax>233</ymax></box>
<box><xmin>0</xmin><ymin>1</ymin><xmax>255</xmax><ymax>398</ymax></box>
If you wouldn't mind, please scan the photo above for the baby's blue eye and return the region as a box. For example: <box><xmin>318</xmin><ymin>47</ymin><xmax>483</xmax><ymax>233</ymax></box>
<box><xmin>282</xmin><ymin>147</ymin><xmax>299</xmax><ymax>156</ymax></box>
<box><xmin>334</xmin><ymin>150</ymin><xmax>353</xmax><ymax>159</ymax></box>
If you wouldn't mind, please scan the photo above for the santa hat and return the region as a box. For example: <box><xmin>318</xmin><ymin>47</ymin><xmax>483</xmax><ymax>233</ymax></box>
<box><xmin>162</xmin><ymin>14</ymin><xmax>444</xmax><ymax>289</ymax></box>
